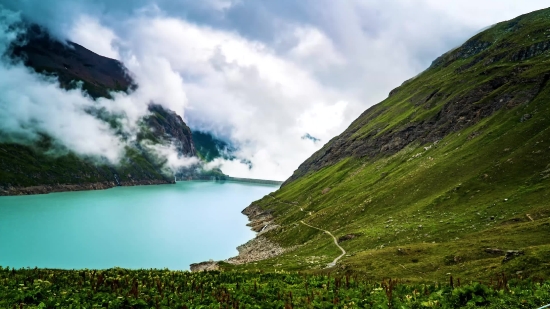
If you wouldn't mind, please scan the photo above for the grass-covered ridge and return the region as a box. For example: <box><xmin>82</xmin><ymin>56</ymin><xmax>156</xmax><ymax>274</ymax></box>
<box><xmin>229</xmin><ymin>8</ymin><xmax>550</xmax><ymax>281</ymax></box>
<box><xmin>1</xmin><ymin>267</ymin><xmax>549</xmax><ymax>308</ymax></box>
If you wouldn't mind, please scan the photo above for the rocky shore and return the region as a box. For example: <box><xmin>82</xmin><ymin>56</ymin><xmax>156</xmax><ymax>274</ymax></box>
<box><xmin>0</xmin><ymin>179</ymin><xmax>173</xmax><ymax>196</ymax></box>
<box><xmin>190</xmin><ymin>203</ymin><xmax>287</xmax><ymax>272</ymax></box>
<box><xmin>241</xmin><ymin>203</ymin><xmax>275</xmax><ymax>232</ymax></box>
<box><xmin>227</xmin><ymin>236</ymin><xmax>285</xmax><ymax>264</ymax></box>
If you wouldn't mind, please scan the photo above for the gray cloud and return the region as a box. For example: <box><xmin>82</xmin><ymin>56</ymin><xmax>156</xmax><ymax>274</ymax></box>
<box><xmin>1</xmin><ymin>0</ymin><xmax>549</xmax><ymax>180</ymax></box>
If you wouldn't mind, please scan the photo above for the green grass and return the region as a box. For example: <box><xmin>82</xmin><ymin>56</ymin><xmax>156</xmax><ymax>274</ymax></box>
<box><xmin>0</xmin><ymin>142</ymin><xmax>170</xmax><ymax>188</ymax></box>
<box><xmin>1</xmin><ymin>267</ymin><xmax>549</xmax><ymax>308</ymax></box>
<box><xmin>226</xmin><ymin>8</ymin><xmax>550</xmax><ymax>281</ymax></box>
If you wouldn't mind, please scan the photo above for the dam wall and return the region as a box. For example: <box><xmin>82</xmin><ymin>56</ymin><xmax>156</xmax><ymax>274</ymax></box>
<box><xmin>225</xmin><ymin>177</ymin><xmax>283</xmax><ymax>185</ymax></box>
<box><xmin>179</xmin><ymin>176</ymin><xmax>282</xmax><ymax>186</ymax></box>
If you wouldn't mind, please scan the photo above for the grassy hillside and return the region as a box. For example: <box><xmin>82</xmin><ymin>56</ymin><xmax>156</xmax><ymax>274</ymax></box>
<box><xmin>227</xmin><ymin>8</ymin><xmax>550</xmax><ymax>281</ymax></box>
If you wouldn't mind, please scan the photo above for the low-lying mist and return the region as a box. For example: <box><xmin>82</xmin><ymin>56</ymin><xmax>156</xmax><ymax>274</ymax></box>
<box><xmin>0</xmin><ymin>8</ymin><xmax>196</xmax><ymax>175</ymax></box>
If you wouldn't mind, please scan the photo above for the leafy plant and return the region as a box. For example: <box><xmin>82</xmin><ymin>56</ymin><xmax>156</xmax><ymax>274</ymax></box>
<box><xmin>0</xmin><ymin>267</ymin><xmax>548</xmax><ymax>308</ymax></box>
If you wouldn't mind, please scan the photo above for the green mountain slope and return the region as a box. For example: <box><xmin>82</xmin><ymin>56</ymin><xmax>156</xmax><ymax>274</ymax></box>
<box><xmin>232</xmin><ymin>8</ymin><xmax>550</xmax><ymax>281</ymax></box>
<box><xmin>192</xmin><ymin>130</ymin><xmax>235</xmax><ymax>162</ymax></box>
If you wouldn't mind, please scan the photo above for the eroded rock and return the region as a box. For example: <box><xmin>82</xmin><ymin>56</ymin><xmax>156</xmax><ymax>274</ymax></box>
<box><xmin>502</xmin><ymin>250</ymin><xmax>524</xmax><ymax>263</ymax></box>
<box><xmin>190</xmin><ymin>260</ymin><xmax>219</xmax><ymax>272</ymax></box>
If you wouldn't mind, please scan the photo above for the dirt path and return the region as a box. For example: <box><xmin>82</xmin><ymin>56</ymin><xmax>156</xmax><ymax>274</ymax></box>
<box><xmin>300</xmin><ymin>220</ymin><xmax>346</xmax><ymax>268</ymax></box>
<box><xmin>267</xmin><ymin>194</ymin><xmax>295</xmax><ymax>206</ymax></box>
<box><xmin>267</xmin><ymin>194</ymin><xmax>346</xmax><ymax>268</ymax></box>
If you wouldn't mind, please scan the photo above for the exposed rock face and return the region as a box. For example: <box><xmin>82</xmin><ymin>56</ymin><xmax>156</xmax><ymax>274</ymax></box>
<box><xmin>430</xmin><ymin>38</ymin><xmax>492</xmax><ymax>69</ymax></box>
<box><xmin>189</xmin><ymin>203</ymin><xmax>286</xmax><ymax>271</ymax></box>
<box><xmin>147</xmin><ymin>104</ymin><xmax>196</xmax><ymax>157</ymax></box>
<box><xmin>242</xmin><ymin>204</ymin><xmax>274</xmax><ymax>232</ymax></box>
<box><xmin>338</xmin><ymin>233</ymin><xmax>360</xmax><ymax>243</ymax></box>
<box><xmin>11</xmin><ymin>25</ymin><xmax>133</xmax><ymax>99</ymax></box>
<box><xmin>226</xmin><ymin>204</ymin><xmax>286</xmax><ymax>264</ymax></box>
<box><xmin>190</xmin><ymin>260</ymin><xmax>220</xmax><ymax>272</ymax></box>
<box><xmin>503</xmin><ymin>250</ymin><xmax>524</xmax><ymax>263</ymax></box>
<box><xmin>485</xmin><ymin>248</ymin><xmax>504</xmax><ymax>254</ymax></box>
<box><xmin>227</xmin><ymin>236</ymin><xmax>286</xmax><ymax>265</ymax></box>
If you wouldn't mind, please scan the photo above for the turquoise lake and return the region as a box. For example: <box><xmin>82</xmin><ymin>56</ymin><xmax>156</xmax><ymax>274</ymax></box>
<box><xmin>0</xmin><ymin>181</ymin><xmax>277</xmax><ymax>270</ymax></box>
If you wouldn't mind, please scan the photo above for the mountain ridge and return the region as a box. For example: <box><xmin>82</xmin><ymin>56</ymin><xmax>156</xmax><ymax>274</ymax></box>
<box><xmin>283</xmin><ymin>8</ymin><xmax>550</xmax><ymax>187</ymax></box>
<box><xmin>226</xmin><ymin>7</ymin><xmax>550</xmax><ymax>281</ymax></box>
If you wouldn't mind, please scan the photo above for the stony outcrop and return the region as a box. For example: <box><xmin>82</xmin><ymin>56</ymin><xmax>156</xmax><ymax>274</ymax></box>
<box><xmin>242</xmin><ymin>204</ymin><xmax>275</xmax><ymax>232</ymax></box>
<box><xmin>190</xmin><ymin>203</ymin><xmax>286</xmax><ymax>271</ymax></box>
<box><xmin>146</xmin><ymin>104</ymin><xmax>196</xmax><ymax>157</ymax></box>
<box><xmin>227</xmin><ymin>204</ymin><xmax>287</xmax><ymax>264</ymax></box>
<box><xmin>190</xmin><ymin>260</ymin><xmax>220</xmax><ymax>272</ymax></box>
<box><xmin>227</xmin><ymin>236</ymin><xmax>286</xmax><ymax>265</ymax></box>
<box><xmin>502</xmin><ymin>250</ymin><xmax>525</xmax><ymax>263</ymax></box>
<box><xmin>337</xmin><ymin>233</ymin><xmax>361</xmax><ymax>244</ymax></box>
<box><xmin>430</xmin><ymin>38</ymin><xmax>492</xmax><ymax>69</ymax></box>
<box><xmin>11</xmin><ymin>25</ymin><xmax>134</xmax><ymax>99</ymax></box>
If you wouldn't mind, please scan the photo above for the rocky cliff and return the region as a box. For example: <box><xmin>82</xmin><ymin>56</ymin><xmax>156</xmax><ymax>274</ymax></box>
<box><xmin>146</xmin><ymin>104</ymin><xmax>196</xmax><ymax>157</ymax></box>
<box><xmin>11</xmin><ymin>25</ymin><xmax>133</xmax><ymax>99</ymax></box>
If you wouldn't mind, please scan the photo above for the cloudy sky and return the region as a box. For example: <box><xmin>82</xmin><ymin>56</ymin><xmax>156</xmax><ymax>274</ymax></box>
<box><xmin>1</xmin><ymin>1</ymin><xmax>549</xmax><ymax>180</ymax></box>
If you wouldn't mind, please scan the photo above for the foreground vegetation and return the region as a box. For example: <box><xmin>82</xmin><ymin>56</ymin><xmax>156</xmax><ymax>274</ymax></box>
<box><xmin>1</xmin><ymin>267</ymin><xmax>549</xmax><ymax>308</ymax></box>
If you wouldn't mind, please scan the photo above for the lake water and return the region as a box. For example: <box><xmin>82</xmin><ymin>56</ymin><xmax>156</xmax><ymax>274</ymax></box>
<box><xmin>0</xmin><ymin>181</ymin><xmax>277</xmax><ymax>270</ymax></box>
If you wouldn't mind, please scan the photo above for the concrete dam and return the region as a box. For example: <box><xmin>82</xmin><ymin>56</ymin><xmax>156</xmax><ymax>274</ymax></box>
<box><xmin>179</xmin><ymin>176</ymin><xmax>283</xmax><ymax>186</ymax></box>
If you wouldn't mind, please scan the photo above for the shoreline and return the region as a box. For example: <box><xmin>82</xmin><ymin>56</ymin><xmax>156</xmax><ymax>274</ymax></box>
<box><xmin>190</xmin><ymin>203</ymin><xmax>287</xmax><ymax>272</ymax></box>
<box><xmin>1</xmin><ymin>179</ymin><xmax>284</xmax><ymax>272</ymax></box>
<box><xmin>0</xmin><ymin>178</ymin><xmax>282</xmax><ymax>197</ymax></box>
<box><xmin>0</xmin><ymin>179</ymin><xmax>173</xmax><ymax>196</ymax></box>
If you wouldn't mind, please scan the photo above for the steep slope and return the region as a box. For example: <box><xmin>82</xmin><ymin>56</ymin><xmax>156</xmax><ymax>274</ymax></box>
<box><xmin>145</xmin><ymin>104</ymin><xmax>196</xmax><ymax>157</ymax></box>
<box><xmin>11</xmin><ymin>25</ymin><xmax>133</xmax><ymax>99</ymax></box>
<box><xmin>233</xmin><ymin>8</ymin><xmax>550</xmax><ymax>281</ymax></box>
<box><xmin>0</xmin><ymin>25</ymin><xmax>197</xmax><ymax>195</ymax></box>
<box><xmin>192</xmin><ymin>131</ymin><xmax>235</xmax><ymax>162</ymax></box>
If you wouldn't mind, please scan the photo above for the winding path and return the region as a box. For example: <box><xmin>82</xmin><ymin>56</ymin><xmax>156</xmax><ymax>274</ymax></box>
<box><xmin>267</xmin><ymin>194</ymin><xmax>346</xmax><ymax>268</ymax></box>
<box><xmin>300</xmin><ymin>220</ymin><xmax>346</xmax><ymax>268</ymax></box>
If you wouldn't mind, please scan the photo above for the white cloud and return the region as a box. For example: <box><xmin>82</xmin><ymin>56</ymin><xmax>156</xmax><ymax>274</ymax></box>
<box><xmin>287</xmin><ymin>26</ymin><xmax>345</xmax><ymax>70</ymax></box>
<box><xmin>422</xmin><ymin>0</ymin><xmax>550</xmax><ymax>29</ymax></box>
<box><xmin>143</xmin><ymin>142</ymin><xmax>200</xmax><ymax>172</ymax></box>
<box><xmin>111</xmin><ymin>15</ymin><xmax>359</xmax><ymax>180</ymax></box>
<box><xmin>68</xmin><ymin>15</ymin><xmax>120</xmax><ymax>59</ymax></box>
<box><xmin>0</xmin><ymin>63</ymin><xmax>125</xmax><ymax>162</ymax></box>
<box><xmin>2</xmin><ymin>0</ymin><xmax>550</xmax><ymax>180</ymax></box>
